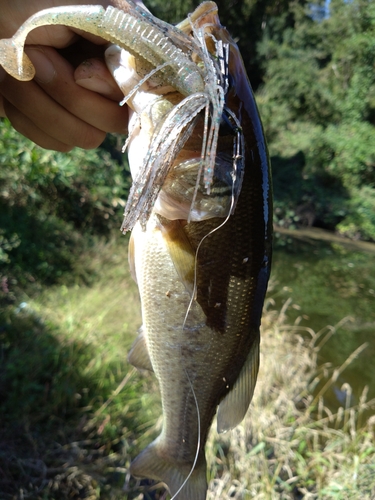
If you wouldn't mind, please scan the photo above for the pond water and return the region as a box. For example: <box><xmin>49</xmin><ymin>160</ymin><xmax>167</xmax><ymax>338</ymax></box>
<box><xmin>271</xmin><ymin>227</ymin><xmax>375</xmax><ymax>413</ymax></box>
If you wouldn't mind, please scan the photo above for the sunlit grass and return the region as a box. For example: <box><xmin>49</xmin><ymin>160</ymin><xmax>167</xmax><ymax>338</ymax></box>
<box><xmin>205</xmin><ymin>298</ymin><xmax>375</xmax><ymax>499</ymax></box>
<box><xmin>0</xmin><ymin>236</ymin><xmax>161</xmax><ymax>499</ymax></box>
<box><xmin>1</xmin><ymin>238</ymin><xmax>375</xmax><ymax>499</ymax></box>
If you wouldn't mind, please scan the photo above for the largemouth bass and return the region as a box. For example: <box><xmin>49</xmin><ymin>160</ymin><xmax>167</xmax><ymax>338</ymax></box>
<box><xmin>0</xmin><ymin>2</ymin><xmax>272</xmax><ymax>498</ymax></box>
<box><xmin>110</xmin><ymin>4</ymin><xmax>272</xmax><ymax>499</ymax></box>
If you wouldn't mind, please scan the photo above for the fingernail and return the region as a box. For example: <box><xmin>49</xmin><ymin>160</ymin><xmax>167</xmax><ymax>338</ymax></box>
<box><xmin>25</xmin><ymin>48</ymin><xmax>56</xmax><ymax>84</ymax></box>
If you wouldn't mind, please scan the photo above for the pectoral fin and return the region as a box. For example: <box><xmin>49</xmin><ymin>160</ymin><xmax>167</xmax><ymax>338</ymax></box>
<box><xmin>217</xmin><ymin>334</ymin><xmax>260</xmax><ymax>433</ymax></box>
<box><xmin>128</xmin><ymin>327</ymin><xmax>153</xmax><ymax>372</ymax></box>
<box><xmin>160</xmin><ymin>219</ymin><xmax>195</xmax><ymax>295</ymax></box>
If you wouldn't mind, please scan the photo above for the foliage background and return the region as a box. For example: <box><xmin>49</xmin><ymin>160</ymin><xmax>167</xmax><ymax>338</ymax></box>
<box><xmin>1</xmin><ymin>0</ymin><xmax>375</xmax><ymax>497</ymax></box>
<box><xmin>0</xmin><ymin>124</ymin><xmax>129</xmax><ymax>296</ymax></box>
<box><xmin>148</xmin><ymin>0</ymin><xmax>375</xmax><ymax>241</ymax></box>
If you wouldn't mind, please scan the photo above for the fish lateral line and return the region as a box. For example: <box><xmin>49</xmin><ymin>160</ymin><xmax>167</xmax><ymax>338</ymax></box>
<box><xmin>169</xmin><ymin>367</ymin><xmax>202</xmax><ymax>500</ymax></box>
<box><xmin>182</xmin><ymin>156</ymin><xmax>238</xmax><ymax>332</ymax></box>
<box><xmin>1</xmin><ymin>2</ymin><xmax>273</xmax><ymax>499</ymax></box>
<box><xmin>176</xmin><ymin>150</ymin><xmax>239</xmax><ymax>496</ymax></box>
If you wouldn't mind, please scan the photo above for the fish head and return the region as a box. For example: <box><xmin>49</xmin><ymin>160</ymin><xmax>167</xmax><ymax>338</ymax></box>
<box><xmin>177</xmin><ymin>1</ymin><xmax>250</xmax><ymax>113</ymax></box>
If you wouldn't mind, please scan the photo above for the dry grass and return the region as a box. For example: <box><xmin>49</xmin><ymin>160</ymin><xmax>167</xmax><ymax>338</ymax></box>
<box><xmin>206</xmin><ymin>298</ymin><xmax>375</xmax><ymax>499</ymax></box>
<box><xmin>2</xmin><ymin>239</ymin><xmax>375</xmax><ymax>499</ymax></box>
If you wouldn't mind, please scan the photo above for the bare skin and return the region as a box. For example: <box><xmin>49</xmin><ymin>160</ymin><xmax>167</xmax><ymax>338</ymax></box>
<box><xmin>0</xmin><ymin>0</ymin><xmax>145</xmax><ymax>151</ymax></box>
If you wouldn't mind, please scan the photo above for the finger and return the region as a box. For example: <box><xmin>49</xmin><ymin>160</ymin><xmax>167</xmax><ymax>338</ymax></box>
<box><xmin>26</xmin><ymin>46</ymin><xmax>128</xmax><ymax>134</ymax></box>
<box><xmin>0</xmin><ymin>47</ymin><xmax>128</xmax><ymax>148</ymax></box>
<box><xmin>0</xmin><ymin>74</ymin><xmax>106</xmax><ymax>150</ymax></box>
<box><xmin>3</xmin><ymin>98</ymin><xmax>76</xmax><ymax>151</ymax></box>
<box><xmin>74</xmin><ymin>57</ymin><xmax>124</xmax><ymax>100</ymax></box>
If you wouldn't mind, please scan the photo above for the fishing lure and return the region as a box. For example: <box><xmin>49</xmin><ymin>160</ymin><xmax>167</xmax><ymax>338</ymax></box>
<box><xmin>0</xmin><ymin>0</ymin><xmax>226</xmax><ymax>216</ymax></box>
<box><xmin>104</xmin><ymin>6</ymin><xmax>272</xmax><ymax>499</ymax></box>
<box><xmin>0</xmin><ymin>4</ymin><xmax>273</xmax><ymax>499</ymax></box>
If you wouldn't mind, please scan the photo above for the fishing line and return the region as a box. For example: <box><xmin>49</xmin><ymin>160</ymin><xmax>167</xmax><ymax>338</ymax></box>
<box><xmin>170</xmin><ymin>368</ymin><xmax>201</xmax><ymax>500</ymax></box>
<box><xmin>188</xmin><ymin>14</ymin><xmax>225</xmax><ymax>193</ymax></box>
<box><xmin>176</xmin><ymin>153</ymin><xmax>239</xmax><ymax>498</ymax></box>
<box><xmin>138</xmin><ymin>13</ymin><xmax>236</xmax><ymax>497</ymax></box>
<box><xmin>183</xmin><ymin>147</ymin><xmax>239</xmax><ymax>331</ymax></box>
<box><xmin>171</xmin><ymin>17</ymin><xmax>229</xmax><ymax>498</ymax></box>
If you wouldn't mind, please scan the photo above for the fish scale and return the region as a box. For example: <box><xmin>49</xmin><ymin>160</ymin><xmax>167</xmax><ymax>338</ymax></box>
<box><xmin>126</xmin><ymin>4</ymin><xmax>271</xmax><ymax>497</ymax></box>
<box><xmin>0</xmin><ymin>1</ymin><xmax>272</xmax><ymax>498</ymax></box>
<box><xmin>129</xmin><ymin>149</ymin><xmax>267</xmax><ymax>498</ymax></box>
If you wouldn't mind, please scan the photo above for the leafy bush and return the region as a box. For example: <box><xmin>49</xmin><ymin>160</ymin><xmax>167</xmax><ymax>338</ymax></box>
<box><xmin>0</xmin><ymin>119</ymin><xmax>130</xmax><ymax>292</ymax></box>
<box><xmin>257</xmin><ymin>0</ymin><xmax>375</xmax><ymax>240</ymax></box>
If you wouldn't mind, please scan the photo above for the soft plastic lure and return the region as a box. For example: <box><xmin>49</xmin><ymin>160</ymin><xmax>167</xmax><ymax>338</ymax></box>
<box><xmin>0</xmin><ymin>1</ymin><xmax>225</xmax><ymax>199</ymax></box>
<box><xmin>0</xmin><ymin>4</ymin><xmax>273</xmax><ymax>500</ymax></box>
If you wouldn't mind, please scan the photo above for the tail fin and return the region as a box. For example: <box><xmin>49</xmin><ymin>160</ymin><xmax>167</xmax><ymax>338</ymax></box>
<box><xmin>130</xmin><ymin>440</ymin><xmax>207</xmax><ymax>500</ymax></box>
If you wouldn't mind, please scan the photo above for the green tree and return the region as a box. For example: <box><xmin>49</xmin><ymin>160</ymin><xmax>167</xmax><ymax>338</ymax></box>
<box><xmin>257</xmin><ymin>0</ymin><xmax>375</xmax><ymax>240</ymax></box>
<box><xmin>147</xmin><ymin>0</ymin><xmax>308</xmax><ymax>90</ymax></box>
<box><xmin>0</xmin><ymin>119</ymin><xmax>130</xmax><ymax>294</ymax></box>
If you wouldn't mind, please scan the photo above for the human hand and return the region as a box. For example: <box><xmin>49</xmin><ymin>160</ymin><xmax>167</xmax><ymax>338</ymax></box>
<box><xmin>0</xmin><ymin>0</ymin><xmax>140</xmax><ymax>151</ymax></box>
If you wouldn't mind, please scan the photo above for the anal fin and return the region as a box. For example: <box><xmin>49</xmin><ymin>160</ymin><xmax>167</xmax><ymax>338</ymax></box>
<box><xmin>217</xmin><ymin>333</ymin><xmax>260</xmax><ymax>433</ymax></box>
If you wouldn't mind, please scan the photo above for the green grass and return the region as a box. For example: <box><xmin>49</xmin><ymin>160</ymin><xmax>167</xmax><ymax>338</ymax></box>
<box><xmin>0</xmin><ymin>236</ymin><xmax>161</xmax><ymax>499</ymax></box>
<box><xmin>1</xmin><ymin>237</ymin><xmax>375</xmax><ymax>499</ymax></box>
